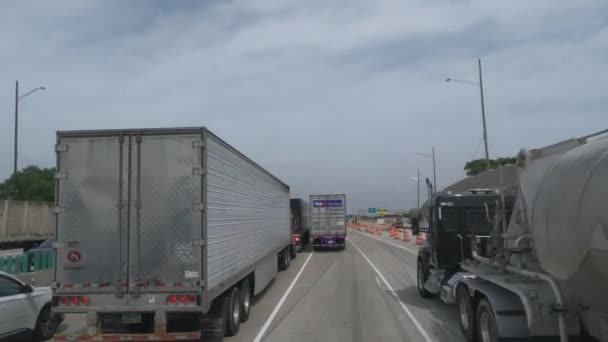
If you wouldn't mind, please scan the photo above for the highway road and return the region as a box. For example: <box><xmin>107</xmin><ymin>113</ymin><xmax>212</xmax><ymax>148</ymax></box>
<box><xmin>55</xmin><ymin>228</ymin><xmax>464</xmax><ymax>342</ymax></box>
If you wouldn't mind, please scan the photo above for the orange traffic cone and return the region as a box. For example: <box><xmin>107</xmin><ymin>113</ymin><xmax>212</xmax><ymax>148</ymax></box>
<box><xmin>403</xmin><ymin>229</ymin><xmax>410</xmax><ymax>242</ymax></box>
<box><xmin>377</xmin><ymin>227</ymin><xmax>382</xmax><ymax>236</ymax></box>
<box><xmin>415</xmin><ymin>233</ymin><xmax>424</xmax><ymax>245</ymax></box>
<box><xmin>392</xmin><ymin>227</ymin><xmax>399</xmax><ymax>240</ymax></box>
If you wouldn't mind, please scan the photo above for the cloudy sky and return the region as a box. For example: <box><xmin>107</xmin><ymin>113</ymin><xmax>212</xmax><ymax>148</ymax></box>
<box><xmin>1</xmin><ymin>0</ymin><xmax>607</xmax><ymax>212</ymax></box>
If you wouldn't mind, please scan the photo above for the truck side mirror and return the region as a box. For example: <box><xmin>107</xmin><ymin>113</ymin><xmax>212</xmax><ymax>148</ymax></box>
<box><xmin>412</xmin><ymin>217</ymin><xmax>420</xmax><ymax>235</ymax></box>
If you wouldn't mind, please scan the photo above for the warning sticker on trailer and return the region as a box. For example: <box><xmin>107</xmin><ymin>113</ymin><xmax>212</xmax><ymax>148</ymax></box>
<box><xmin>64</xmin><ymin>249</ymin><xmax>83</xmax><ymax>269</ymax></box>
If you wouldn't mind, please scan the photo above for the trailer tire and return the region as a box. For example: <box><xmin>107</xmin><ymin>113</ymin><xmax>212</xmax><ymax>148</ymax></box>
<box><xmin>225</xmin><ymin>287</ymin><xmax>241</xmax><ymax>337</ymax></box>
<box><xmin>240</xmin><ymin>279</ymin><xmax>252</xmax><ymax>323</ymax></box>
<box><xmin>456</xmin><ymin>285</ymin><xmax>476</xmax><ymax>342</ymax></box>
<box><xmin>417</xmin><ymin>260</ymin><xmax>432</xmax><ymax>298</ymax></box>
<box><xmin>290</xmin><ymin>244</ymin><xmax>297</xmax><ymax>259</ymax></box>
<box><xmin>279</xmin><ymin>249</ymin><xmax>290</xmax><ymax>271</ymax></box>
<box><xmin>476</xmin><ymin>298</ymin><xmax>498</xmax><ymax>342</ymax></box>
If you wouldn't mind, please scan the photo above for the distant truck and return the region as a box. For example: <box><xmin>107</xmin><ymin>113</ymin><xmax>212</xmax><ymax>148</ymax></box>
<box><xmin>52</xmin><ymin>127</ymin><xmax>292</xmax><ymax>341</ymax></box>
<box><xmin>310</xmin><ymin>194</ymin><xmax>346</xmax><ymax>250</ymax></box>
<box><xmin>0</xmin><ymin>199</ymin><xmax>54</xmax><ymax>251</ymax></box>
<box><xmin>290</xmin><ymin>198</ymin><xmax>310</xmax><ymax>258</ymax></box>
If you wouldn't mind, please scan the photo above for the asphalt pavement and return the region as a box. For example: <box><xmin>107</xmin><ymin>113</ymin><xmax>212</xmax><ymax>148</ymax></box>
<box><xmin>55</xmin><ymin>228</ymin><xmax>465</xmax><ymax>342</ymax></box>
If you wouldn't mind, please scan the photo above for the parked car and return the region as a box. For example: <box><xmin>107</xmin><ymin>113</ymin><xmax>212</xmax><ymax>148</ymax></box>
<box><xmin>0</xmin><ymin>271</ymin><xmax>63</xmax><ymax>341</ymax></box>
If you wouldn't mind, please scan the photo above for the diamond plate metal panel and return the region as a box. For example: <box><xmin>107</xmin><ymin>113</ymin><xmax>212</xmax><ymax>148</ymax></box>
<box><xmin>55</xmin><ymin>136</ymin><xmax>127</xmax><ymax>288</ymax></box>
<box><xmin>131</xmin><ymin>134</ymin><xmax>202</xmax><ymax>288</ymax></box>
<box><xmin>206</xmin><ymin>135</ymin><xmax>290</xmax><ymax>290</ymax></box>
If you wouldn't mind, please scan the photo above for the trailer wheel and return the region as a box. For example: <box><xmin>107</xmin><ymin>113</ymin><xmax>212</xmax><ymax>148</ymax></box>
<box><xmin>240</xmin><ymin>279</ymin><xmax>252</xmax><ymax>322</ymax></box>
<box><xmin>456</xmin><ymin>285</ymin><xmax>476</xmax><ymax>342</ymax></box>
<box><xmin>279</xmin><ymin>249</ymin><xmax>290</xmax><ymax>271</ymax></box>
<box><xmin>416</xmin><ymin>260</ymin><xmax>431</xmax><ymax>298</ymax></box>
<box><xmin>476</xmin><ymin>298</ymin><xmax>498</xmax><ymax>342</ymax></box>
<box><xmin>290</xmin><ymin>244</ymin><xmax>297</xmax><ymax>259</ymax></box>
<box><xmin>225</xmin><ymin>287</ymin><xmax>241</xmax><ymax>336</ymax></box>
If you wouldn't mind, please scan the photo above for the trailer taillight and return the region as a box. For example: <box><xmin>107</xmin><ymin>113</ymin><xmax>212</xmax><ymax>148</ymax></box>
<box><xmin>70</xmin><ymin>296</ymin><xmax>79</xmax><ymax>305</ymax></box>
<box><xmin>79</xmin><ymin>296</ymin><xmax>89</xmax><ymax>305</ymax></box>
<box><xmin>55</xmin><ymin>296</ymin><xmax>89</xmax><ymax>306</ymax></box>
<box><xmin>167</xmin><ymin>294</ymin><xmax>199</xmax><ymax>305</ymax></box>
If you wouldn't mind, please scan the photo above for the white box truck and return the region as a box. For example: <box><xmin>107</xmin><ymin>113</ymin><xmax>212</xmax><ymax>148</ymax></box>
<box><xmin>51</xmin><ymin>127</ymin><xmax>293</xmax><ymax>340</ymax></box>
<box><xmin>310</xmin><ymin>194</ymin><xmax>346</xmax><ymax>250</ymax></box>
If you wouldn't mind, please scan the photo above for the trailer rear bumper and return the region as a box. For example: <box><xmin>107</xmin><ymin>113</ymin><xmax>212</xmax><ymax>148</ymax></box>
<box><xmin>312</xmin><ymin>236</ymin><xmax>345</xmax><ymax>249</ymax></box>
<box><xmin>54</xmin><ymin>332</ymin><xmax>201</xmax><ymax>341</ymax></box>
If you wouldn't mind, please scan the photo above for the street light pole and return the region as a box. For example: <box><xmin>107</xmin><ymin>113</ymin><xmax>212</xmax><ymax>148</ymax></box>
<box><xmin>12</xmin><ymin>82</ymin><xmax>45</xmax><ymax>177</ymax></box>
<box><xmin>432</xmin><ymin>146</ymin><xmax>437</xmax><ymax>195</ymax></box>
<box><xmin>446</xmin><ymin>59</ymin><xmax>491</xmax><ymax>170</ymax></box>
<box><xmin>478</xmin><ymin>59</ymin><xmax>490</xmax><ymax>170</ymax></box>
<box><xmin>417</xmin><ymin>169</ymin><xmax>420</xmax><ymax>209</ymax></box>
<box><xmin>13</xmin><ymin>80</ymin><xmax>19</xmax><ymax>177</ymax></box>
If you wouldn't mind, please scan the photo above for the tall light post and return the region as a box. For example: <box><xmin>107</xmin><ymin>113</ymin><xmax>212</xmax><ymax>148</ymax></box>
<box><xmin>416</xmin><ymin>146</ymin><xmax>437</xmax><ymax>195</ymax></box>
<box><xmin>14</xmin><ymin>81</ymin><xmax>46</xmax><ymax>176</ymax></box>
<box><xmin>410</xmin><ymin>169</ymin><xmax>420</xmax><ymax>209</ymax></box>
<box><xmin>446</xmin><ymin>58</ymin><xmax>490</xmax><ymax>170</ymax></box>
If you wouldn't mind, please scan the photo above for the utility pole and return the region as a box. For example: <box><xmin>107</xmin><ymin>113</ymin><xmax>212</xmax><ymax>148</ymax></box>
<box><xmin>478</xmin><ymin>59</ymin><xmax>490</xmax><ymax>170</ymax></box>
<box><xmin>432</xmin><ymin>146</ymin><xmax>437</xmax><ymax>194</ymax></box>
<box><xmin>417</xmin><ymin>169</ymin><xmax>420</xmax><ymax>209</ymax></box>
<box><xmin>13</xmin><ymin>80</ymin><xmax>19</xmax><ymax>177</ymax></box>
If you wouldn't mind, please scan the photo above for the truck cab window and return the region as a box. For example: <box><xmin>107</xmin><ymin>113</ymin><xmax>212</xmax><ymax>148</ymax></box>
<box><xmin>441</xmin><ymin>210</ymin><xmax>458</xmax><ymax>232</ymax></box>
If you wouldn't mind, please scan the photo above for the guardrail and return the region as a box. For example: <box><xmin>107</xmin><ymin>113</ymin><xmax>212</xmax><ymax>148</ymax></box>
<box><xmin>0</xmin><ymin>250</ymin><xmax>54</xmax><ymax>274</ymax></box>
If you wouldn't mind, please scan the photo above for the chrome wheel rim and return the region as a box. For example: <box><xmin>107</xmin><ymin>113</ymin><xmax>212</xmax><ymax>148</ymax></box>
<box><xmin>417</xmin><ymin>264</ymin><xmax>424</xmax><ymax>290</ymax></box>
<box><xmin>480</xmin><ymin>311</ymin><xmax>492</xmax><ymax>342</ymax></box>
<box><xmin>243</xmin><ymin>287</ymin><xmax>251</xmax><ymax>314</ymax></box>
<box><xmin>232</xmin><ymin>295</ymin><xmax>240</xmax><ymax>325</ymax></box>
<box><xmin>459</xmin><ymin>299</ymin><xmax>470</xmax><ymax>331</ymax></box>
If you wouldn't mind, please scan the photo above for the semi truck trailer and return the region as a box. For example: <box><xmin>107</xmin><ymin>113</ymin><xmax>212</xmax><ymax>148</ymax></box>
<box><xmin>51</xmin><ymin>127</ymin><xmax>292</xmax><ymax>341</ymax></box>
<box><xmin>417</xmin><ymin>130</ymin><xmax>608</xmax><ymax>341</ymax></box>
<box><xmin>310</xmin><ymin>194</ymin><xmax>346</xmax><ymax>250</ymax></box>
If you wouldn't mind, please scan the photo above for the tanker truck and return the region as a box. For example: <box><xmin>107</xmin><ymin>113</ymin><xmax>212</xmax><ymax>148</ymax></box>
<box><xmin>417</xmin><ymin>129</ymin><xmax>608</xmax><ymax>341</ymax></box>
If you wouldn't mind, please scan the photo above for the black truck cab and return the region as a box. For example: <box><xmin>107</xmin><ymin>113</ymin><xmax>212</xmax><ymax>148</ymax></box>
<box><xmin>416</xmin><ymin>190</ymin><xmax>514</xmax><ymax>297</ymax></box>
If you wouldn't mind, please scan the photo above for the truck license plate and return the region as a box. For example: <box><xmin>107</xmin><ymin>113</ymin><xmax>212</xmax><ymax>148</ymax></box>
<box><xmin>327</xmin><ymin>239</ymin><xmax>334</xmax><ymax>244</ymax></box>
<box><xmin>122</xmin><ymin>313</ymin><xmax>142</xmax><ymax>324</ymax></box>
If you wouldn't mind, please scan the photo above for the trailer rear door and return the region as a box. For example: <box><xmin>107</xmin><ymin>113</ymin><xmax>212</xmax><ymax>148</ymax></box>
<box><xmin>129</xmin><ymin>133</ymin><xmax>203</xmax><ymax>291</ymax></box>
<box><xmin>55</xmin><ymin>131</ymin><xmax>204</xmax><ymax>293</ymax></box>
<box><xmin>310</xmin><ymin>194</ymin><xmax>346</xmax><ymax>234</ymax></box>
<box><xmin>55</xmin><ymin>135</ymin><xmax>128</xmax><ymax>292</ymax></box>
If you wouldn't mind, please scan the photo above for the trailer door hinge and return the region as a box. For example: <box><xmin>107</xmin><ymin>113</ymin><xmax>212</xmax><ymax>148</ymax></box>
<box><xmin>53</xmin><ymin>206</ymin><xmax>66</xmax><ymax>214</ymax></box>
<box><xmin>192</xmin><ymin>239</ymin><xmax>206</xmax><ymax>247</ymax></box>
<box><xmin>193</xmin><ymin>203</ymin><xmax>205</xmax><ymax>211</ymax></box>
<box><xmin>192</xmin><ymin>140</ymin><xmax>204</xmax><ymax>148</ymax></box>
<box><xmin>55</xmin><ymin>172</ymin><xmax>67</xmax><ymax>180</ymax></box>
<box><xmin>192</xmin><ymin>167</ymin><xmax>205</xmax><ymax>176</ymax></box>
<box><xmin>55</xmin><ymin>144</ymin><xmax>69</xmax><ymax>152</ymax></box>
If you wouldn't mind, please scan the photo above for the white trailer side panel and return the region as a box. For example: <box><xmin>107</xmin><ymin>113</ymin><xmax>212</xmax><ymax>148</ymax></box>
<box><xmin>205</xmin><ymin>134</ymin><xmax>290</xmax><ymax>291</ymax></box>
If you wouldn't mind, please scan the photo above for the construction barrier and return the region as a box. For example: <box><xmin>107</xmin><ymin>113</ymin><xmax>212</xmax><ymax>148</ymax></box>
<box><xmin>0</xmin><ymin>250</ymin><xmax>53</xmax><ymax>274</ymax></box>
<box><xmin>415</xmin><ymin>233</ymin><xmax>424</xmax><ymax>245</ymax></box>
<box><xmin>403</xmin><ymin>229</ymin><xmax>410</xmax><ymax>241</ymax></box>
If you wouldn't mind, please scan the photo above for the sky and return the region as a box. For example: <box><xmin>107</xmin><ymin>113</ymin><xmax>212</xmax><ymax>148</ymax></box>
<box><xmin>1</xmin><ymin>0</ymin><xmax>607</xmax><ymax>212</ymax></box>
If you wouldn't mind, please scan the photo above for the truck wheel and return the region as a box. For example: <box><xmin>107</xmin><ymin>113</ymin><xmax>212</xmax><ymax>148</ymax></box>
<box><xmin>290</xmin><ymin>245</ymin><xmax>297</xmax><ymax>259</ymax></box>
<box><xmin>279</xmin><ymin>250</ymin><xmax>290</xmax><ymax>271</ymax></box>
<box><xmin>456</xmin><ymin>285</ymin><xmax>476</xmax><ymax>342</ymax></box>
<box><xmin>417</xmin><ymin>260</ymin><xmax>431</xmax><ymax>298</ymax></box>
<box><xmin>225</xmin><ymin>287</ymin><xmax>241</xmax><ymax>336</ymax></box>
<box><xmin>240</xmin><ymin>279</ymin><xmax>252</xmax><ymax>322</ymax></box>
<box><xmin>476</xmin><ymin>298</ymin><xmax>498</xmax><ymax>342</ymax></box>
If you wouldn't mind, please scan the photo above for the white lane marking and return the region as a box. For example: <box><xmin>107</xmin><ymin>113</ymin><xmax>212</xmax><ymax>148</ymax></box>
<box><xmin>374</xmin><ymin>276</ymin><xmax>383</xmax><ymax>289</ymax></box>
<box><xmin>348</xmin><ymin>228</ymin><xmax>418</xmax><ymax>255</ymax></box>
<box><xmin>348</xmin><ymin>237</ymin><xmax>434</xmax><ymax>342</ymax></box>
<box><xmin>253</xmin><ymin>252</ymin><xmax>314</xmax><ymax>342</ymax></box>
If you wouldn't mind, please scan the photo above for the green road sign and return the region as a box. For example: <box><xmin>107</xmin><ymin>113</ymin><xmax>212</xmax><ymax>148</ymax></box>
<box><xmin>368</xmin><ymin>208</ymin><xmax>377</xmax><ymax>214</ymax></box>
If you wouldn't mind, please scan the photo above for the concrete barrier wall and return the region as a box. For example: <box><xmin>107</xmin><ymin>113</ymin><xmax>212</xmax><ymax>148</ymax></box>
<box><xmin>0</xmin><ymin>199</ymin><xmax>54</xmax><ymax>242</ymax></box>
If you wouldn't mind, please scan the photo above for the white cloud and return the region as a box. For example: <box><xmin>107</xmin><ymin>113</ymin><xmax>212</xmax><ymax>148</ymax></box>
<box><xmin>0</xmin><ymin>0</ymin><xmax>607</xmax><ymax>211</ymax></box>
